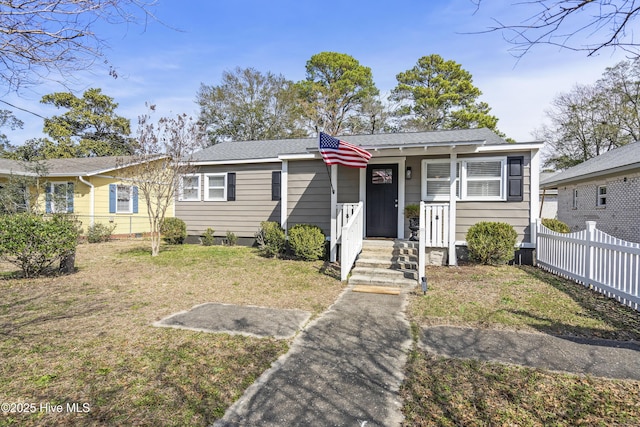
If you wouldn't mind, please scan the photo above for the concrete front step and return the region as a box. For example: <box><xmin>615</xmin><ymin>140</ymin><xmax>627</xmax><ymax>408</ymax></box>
<box><xmin>348</xmin><ymin>272</ymin><xmax>417</xmax><ymax>288</ymax></box>
<box><xmin>355</xmin><ymin>258</ymin><xmax>417</xmax><ymax>270</ymax></box>
<box><xmin>352</xmin><ymin>266</ymin><xmax>418</xmax><ymax>280</ymax></box>
<box><xmin>347</xmin><ymin>239</ymin><xmax>419</xmax><ymax>288</ymax></box>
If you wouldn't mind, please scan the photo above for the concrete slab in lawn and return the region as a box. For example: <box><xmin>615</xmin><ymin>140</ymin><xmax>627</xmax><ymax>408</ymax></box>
<box><xmin>154</xmin><ymin>303</ymin><xmax>312</xmax><ymax>339</ymax></box>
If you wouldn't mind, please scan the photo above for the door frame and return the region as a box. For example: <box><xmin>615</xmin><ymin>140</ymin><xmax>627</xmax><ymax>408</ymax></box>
<box><xmin>360</xmin><ymin>156</ymin><xmax>406</xmax><ymax>239</ymax></box>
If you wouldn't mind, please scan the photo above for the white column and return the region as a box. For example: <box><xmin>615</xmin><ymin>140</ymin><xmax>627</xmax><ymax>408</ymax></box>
<box><xmin>359</xmin><ymin>167</ymin><xmax>366</xmax><ymax>238</ymax></box>
<box><xmin>330</xmin><ymin>164</ymin><xmax>338</xmax><ymax>262</ymax></box>
<box><xmin>397</xmin><ymin>157</ymin><xmax>406</xmax><ymax>239</ymax></box>
<box><xmin>280</xmin><ymin>160</ymin><xmax>288</xmax><ymax>231</ymax></box>
<box><xmin>530</xmin><ymin>149</ymin><xmax>540</xmax><ymax>248</ymax></box>
<box><xmin>448</xmin><ymin>153</ymin><xmax>457</xmax><ymax>266</ymax></box>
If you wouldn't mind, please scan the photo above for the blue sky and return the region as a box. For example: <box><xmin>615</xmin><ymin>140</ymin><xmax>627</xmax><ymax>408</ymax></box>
<box><xmin>3</xmin><ymin>0</ymin><xmax>631</xmax><ymax>144</ymax></box>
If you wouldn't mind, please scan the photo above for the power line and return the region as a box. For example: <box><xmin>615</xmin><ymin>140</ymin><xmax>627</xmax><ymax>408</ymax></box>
<box><xmin>0</xmin><ymin>99</ymin><xmax>46</xmax><ymax>119</ymax></box>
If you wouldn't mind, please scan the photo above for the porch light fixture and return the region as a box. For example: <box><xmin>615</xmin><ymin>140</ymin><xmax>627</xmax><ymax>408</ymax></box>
<box><xmin>406</xmin><ymin>166</ymin><xmax>412</xmax><ymax>180</ymax></box>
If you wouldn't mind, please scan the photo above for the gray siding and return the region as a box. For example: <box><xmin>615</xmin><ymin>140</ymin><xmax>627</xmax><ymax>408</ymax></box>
<box><xmin>287</xmin><ymin>160</ymin><xmax>331</xmax><ymax>236</ymax></box>
<box><xmin>402</xmin><ymin>153</ymin><xmax>532</xmax><ymax>244</ymax></box>
<box><xmin>176</xmin><ymin>163</ymin><xmax>281</xmax><ymax>238</ymax></box>
<box><xmin>337</xmin><ymin>166</ymin><xmax>360</xmax><ymax>203</ymax></box>
<box><xmin>557</xmin><ymin>170</ymin><xmax>640</xmax><ymax>244</ymax></box>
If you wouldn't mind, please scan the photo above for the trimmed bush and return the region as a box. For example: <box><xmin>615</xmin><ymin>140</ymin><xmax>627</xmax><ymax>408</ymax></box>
<box><xmin>86</xmin><ymin>222</ymin><xmax>117</xmax><ymax>243</ymax></box>
<box><xmin>255</xmin><ymin>221</ymin><xmax>286</xmax><ymax>257</ymax></box>
<box><xmin>160</xmin><ymin>217</ymin><xmax>187</xmax><ymax>245</ymax></box>
<box><xmin>201</xmin><ymin>228</ymin><xmax>216</xmax><ymax>246</ymax></box>
<box><xmin>0</xmin><ymin>213</ymin><xmax>78</xmax><ymax>277</ymax></box>
<box><xmin>288</xmin><ymin>224</ymin><xmax>325</xmax><ymax>261</ymax></box>
<box><xmin>225</xmin><ymin>231</ymin><xmax>237</xmax><ymax>246</ymax></box>
<box><xmin>541</xmin><ymin>218</ymin><xmax>571</xmax><ymax>233</ymax></box>
<box><xmin>466</xmin><ymin>221</ymin><xmax>517</xmax><ymax>265</ymax></box>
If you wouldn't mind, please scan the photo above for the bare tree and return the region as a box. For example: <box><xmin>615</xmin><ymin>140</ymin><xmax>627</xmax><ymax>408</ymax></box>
<box><xmin>474</xmin><ymin>0</ymin><xmax>640</xmax><ymax>57</ymax></box>
<box><xmin>118</xmin><ymin>106</ymin><xmax>203</xmax><ymax>256</ymax></box>
<box><xmin>0</xmin><ymin>0</ymin><xmax>158</xmax><ymax>92</ymax></box>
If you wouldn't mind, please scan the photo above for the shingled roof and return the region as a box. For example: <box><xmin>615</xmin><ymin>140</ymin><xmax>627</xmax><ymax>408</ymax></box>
<box><xmin>191</xmin><ymin>128</ymin><xmax>517</xmax><ymax>163</ymax></box>
<box><xmin>541</xmin><ymin>142</ymin><xmax>640</xmax><ymax>188</ymax></box>
<box><xmin>0</xmin><ymin>156</ymin><xmax>138</xmax><ymax>177</ymax></box>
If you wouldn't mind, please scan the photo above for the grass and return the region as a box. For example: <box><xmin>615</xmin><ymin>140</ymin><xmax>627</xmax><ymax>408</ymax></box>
<box><xmin>2</xmin><ymin>242</ymin><xmax>639</xmax><ymax>426</ymax></box>
<box><xmin>402</xmin><ymin>264</ymin><xmax>640</xmax><ymax>426</ymax></box>
<box><xmin>0</xmin><ymin>240</ymin><xmax>344</xmax><ymax>426</ymax></box>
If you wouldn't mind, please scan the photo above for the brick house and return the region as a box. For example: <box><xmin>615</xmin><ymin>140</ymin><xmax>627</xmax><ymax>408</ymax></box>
<box><xmin>541</xmin><ymin>142</ymin><xmax>640</xmax><ymax>244</ymax></box>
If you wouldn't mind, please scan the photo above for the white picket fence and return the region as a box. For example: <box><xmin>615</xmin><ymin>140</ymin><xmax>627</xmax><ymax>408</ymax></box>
<box><xmin>418</xmin><ymin>202</ymin><xmax>450</xmax><ymax>284</ymax></box>
<box><xmin>536</xmin><ymin>219</ymin><xmax>640</xmax><ymax>311</ymax></box>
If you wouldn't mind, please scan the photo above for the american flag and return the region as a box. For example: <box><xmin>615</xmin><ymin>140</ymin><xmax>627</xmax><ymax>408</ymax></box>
<box><xmin>318</xmin><ymin>132</ymin><xmax>372</xmax><ymax>168</ymax></box>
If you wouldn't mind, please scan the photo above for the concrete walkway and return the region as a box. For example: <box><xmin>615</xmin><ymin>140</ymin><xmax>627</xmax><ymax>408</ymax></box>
<box><xmin>420</xmin><ymin>325</ymin><xmax>640</xmax><ymax>381</ymax></box>
<box><xmin>213</xmin><ymin>287</ymin><xmax>413</xmax><ymax>427</ymax></box>
<box><xmin>212</xmin><ymin>285</ymin><xmax>640</xmax><ymax>426</ymax></box>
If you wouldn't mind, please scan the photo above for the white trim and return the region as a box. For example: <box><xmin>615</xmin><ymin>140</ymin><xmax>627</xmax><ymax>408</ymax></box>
<box><xmin>359</xmin><ymin>168</ymin><xmax>366</xmax><ymax>236</ymax></box>
<box><xmin>597</xmin><ymin>184</ymin><xmax>607</xmax><ymax>206</ymax></box>
<box><xmin>278</xmin><ymin>153</ymin><xmax>317</xmax><ymax>160</ymax></box>
<box><xmin>330</xmin><ymin>164</ymin><xmax>338</xmax><ymax>262</ymax></box>
<box><xmin>448</xmin><ymin>153</ymin><xmax>457</xmax><ymax>266</ymax></box>
<box><xmin>115</xmin><ymin>184</ymin><xmax>133</xmax><ymax>214</ymax></box>
<box><xmin>397</xmin><ymin>157</ymin><xmax>406</xmax><ymax>239</ymax></box>
<box><xmin>281</xmin><ymin>160</ymin><xmax>288</xmax><ymax>231</ymax></box>
<box><xmin>192</xmin><ymin>158</ymin><xmax>281</xmax><ymax>166</ymax></box>
<box><xmin>47</xmin><ymin>181</ymin><xmax>72</xmax><ymax>214</ymax></box>
<box><xmin>421</xmin><ymin>156</ymin><xmax>507</xmax><ymax>202</ymax></box>
<box><xmin>204</xmin><ymin>173</ymin><xmax>227</xmax><ymax>201</ymax></box>
<box><xmin>476</xmin><ymin>143</ymin><xmax>544</xmax><ymax>152</ymax></box>
<box><xmin>179</xmin><ymin>173</ymin><xmax>201</xmax><ymax>201</ymax></box>
<box><xmin>530</xmin><ymin>148</ymin><xmax>540</xmax><ymax>247</ymax></box>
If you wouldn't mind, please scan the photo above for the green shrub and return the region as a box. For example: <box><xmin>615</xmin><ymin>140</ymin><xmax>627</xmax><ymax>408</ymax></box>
<box><xmin>541</xmin><ymin>218</ymin><xmax>571</xmax><ymax>233</ymax></box>
<box><xmin>86</xmin><ymin>222</ymin><xmax>116</xmax><ymax>243</ymax></box>
<box><xmin>288</xmin><ymin>224</ymin><xmax>326</xmax><ymax>261</ymax></box>
<box><xmin>255</xmin><ymin>221</ymin><xmax>286</xmax><ymax>257</ymax></box>
<box><xmin>201</xmin><ymin>227</ymin><xmax>216</xmax><ymax>246</ymax></box>
<box><xmin>466</xmin><ymin>221</ymin><xmax>517</xmax><ymax>265</ymax></box>
<box><xmin>225</xmin><ymin>231</ymin><xmax>237</xmax><ymax>246</ymax></box>
<box><xmin>160</xmin><ymin>217</ymin><xmax>187</xmax><ymax>245</ymax></box>
<box><xmin>0</xmin><ymin>213</ymin><xmax>78</xmax><ymax>277</ymax></box>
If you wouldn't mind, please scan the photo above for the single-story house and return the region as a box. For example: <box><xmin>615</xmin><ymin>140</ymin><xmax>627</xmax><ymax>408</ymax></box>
<box><xmin>541</xmin><ymin>142</ymin><xmax>640</xmax><ymax>244</ymax></box>
<box><xmin>176</xmin><ymin>128</ymin><xmax>543</xmax><ymax>265</ymax></box>
<box><xmin>0</xmin><ymin>156</ymin><xmax>171</xmax><ymax>236</ymax></box>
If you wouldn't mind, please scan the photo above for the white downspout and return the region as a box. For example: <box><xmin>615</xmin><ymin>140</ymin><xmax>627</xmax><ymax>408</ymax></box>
<box><xmin>78</xmin><ymin>176</ymin><xmax>94</xmax><ymax>227</ymax></box>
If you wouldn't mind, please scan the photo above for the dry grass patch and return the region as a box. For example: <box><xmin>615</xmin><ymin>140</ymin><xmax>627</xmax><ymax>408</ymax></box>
<box><xmin>0</xmin><ymin>240</ymin><xmax>344</xmax><ymax>426</ymax></box>
<box><xmin>409</xmin><ymin>264</ymin><xmax>640</xmax><ymax>340</ymax></box>
<box><xmin>403</xmin><ymin>263</ymin><xmax>640</xmax><ymax>426</ymax></box>
<box><xmin>402</xmin><ymin>352</ymin><xmax>640</xmax><ymax>427</ymax></box>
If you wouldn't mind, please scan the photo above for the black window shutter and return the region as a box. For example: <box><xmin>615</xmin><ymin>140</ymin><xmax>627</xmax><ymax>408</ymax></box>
<box><xmin>507</xmin><ymin>156</ymin><xmax>524</xmax><ymax>202</ymax></box>
<box><xmin>272</xmin><ymin>171</ymin><xmax>281</xmax><ymax>201</ymax></box>
<box><xmin>227</xmin><ymin>172</ymin><xmax>236</xmax><ymax>201</ymax></box>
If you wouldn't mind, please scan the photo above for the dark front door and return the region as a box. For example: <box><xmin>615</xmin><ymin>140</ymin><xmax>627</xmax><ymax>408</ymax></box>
<box><xmin>366</xmin><ymin>164</ymin><xmax>398</xmax><ymax>237</ymax></box>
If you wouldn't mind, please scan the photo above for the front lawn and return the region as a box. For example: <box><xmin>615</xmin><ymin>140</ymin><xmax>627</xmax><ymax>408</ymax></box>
<box><xmin>0</xmin><ymin>240</ymin><xmax>344</xmax><ymax>426</ymax></box>
<box><xmin>402</xmin><ymin>264</ymin><xmax>640</xmax><ymax>426</ymax></box>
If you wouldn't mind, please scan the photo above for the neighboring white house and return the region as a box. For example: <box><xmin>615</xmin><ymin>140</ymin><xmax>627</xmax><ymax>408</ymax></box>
<box><xmin>540</xmin><ymin>142</ymin><xmax>640</xmax><ymax>244</ymax></box>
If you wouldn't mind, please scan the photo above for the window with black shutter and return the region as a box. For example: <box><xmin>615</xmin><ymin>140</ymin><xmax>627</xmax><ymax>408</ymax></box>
<box><xmin>227</xmin><ymin>172</ymin><xmax>236</xmax><ymax>201</ymax></box>
<box><xmin>506</xmin><ymin>156</ymin><xmax>524</xmax><ymax>202</ymax></box>
<box><xmin>272</xmin><ymin>171</ymin><xmax>281</xmax><ymax>201</ymax></box>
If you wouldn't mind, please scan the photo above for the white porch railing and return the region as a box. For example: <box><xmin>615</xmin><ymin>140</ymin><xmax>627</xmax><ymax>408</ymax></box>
<box><xmin>536</xmin><ymin>219</ymin><xmax>640</xmax><ymax>311</ymax></box>
<box><xmin>338</xmin><ymin>202</ymin><xmax>364</xmax><ymax>281</ymax></box>
<box><xmin>418</xmin><ymin>202</ymin><xmax>450</xmax><ymax>283</ymax></box>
